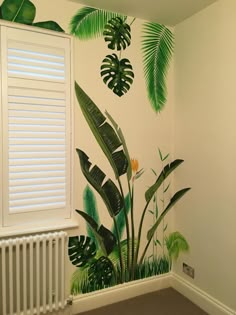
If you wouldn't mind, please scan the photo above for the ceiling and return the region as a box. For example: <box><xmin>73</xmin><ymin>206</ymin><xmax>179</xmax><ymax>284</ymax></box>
<box><xmin>70</xmin><ymin>0</ymin><xmax>217</xmax><ymax>25</ymax></box>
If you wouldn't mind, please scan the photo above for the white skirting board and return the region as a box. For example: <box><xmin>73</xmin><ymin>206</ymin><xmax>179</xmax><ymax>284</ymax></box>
<box><xmin>71</xmin><ymin>273</ymin><xmax>236</xmax><ymax>315</ymax></box>
<box><xmin>171</xmin><ymin>273</ymin><xmax>236</xmax><ymax>315</ymax></box>
<box><xmin>71</xmin><ymin>274</ymin><xmax>171</xmax><ymax>314</ymax></box>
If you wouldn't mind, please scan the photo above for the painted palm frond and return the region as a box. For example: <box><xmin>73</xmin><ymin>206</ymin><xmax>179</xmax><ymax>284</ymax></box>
<box><xmin>70</xmin><ymin>7</ymin><xmax>123</xmax><ymax>39</ymax></box>
<box><xmin>142</xmin><ymin>22</ymin><xmax>174</xmax><ymax>113</ymax></box>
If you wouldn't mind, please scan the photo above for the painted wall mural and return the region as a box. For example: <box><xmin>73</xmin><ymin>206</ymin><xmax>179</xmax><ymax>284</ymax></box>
<box><xmin>0</xmin><ymin>0</ymin><xmax>64</xmax><ymax>32</ymax></box>
<box><xmin>68</xmin><ymin>82</ymin><xmax>191</xmax><ymax>294</ymax></box>
<box><xmin>70</xmin><ymin>7</ymin><xmax>174</xmax><ymax>113</ymax></box>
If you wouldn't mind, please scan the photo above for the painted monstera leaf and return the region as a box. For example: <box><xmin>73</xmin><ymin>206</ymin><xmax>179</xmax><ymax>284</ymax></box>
<box><xmin>68</xmin><ymin>235</ymin><xmax>96</xmax><ymax>267</ymax></box>
<box><xmin>75</xmin><ymin>209</ymin><xmax>117</xmax><ymax>256</ymax></box>
<box><xmin>76</xmin><ymin>149</ymin><xmax>124</xmax><ymax>218</ymax></box>
<box><xmin>75</xmin><ymin>82</ymin><xmax>128</xmax><ymax>178</ymax></box>
<box><xmin>88</xmin><ymin>256</ymin><xmax>114</xmax><ymax>286</ymax></box>
<box><xmin>101</xmin><ymin>54</ymin><xmax>134</xmax><ymax>97</ymax></box>
<box><xmin>142</xmin><ymin>22</ymin><xmax>174</xmax><ymax>113</ymax></box>
<box><xmin>103</xmin><ymin>17</ymin><xmax>131</xmax><ymax>51</ymax></box>
<box><xmin>1</xmin><ymin>0</ymin><xmax>36</xmax><ymax>24</ymax></box>
<box><xmin>70</xmin><ymin>7</ymin><xmax>124</xmax><ymax>39</ymax></box>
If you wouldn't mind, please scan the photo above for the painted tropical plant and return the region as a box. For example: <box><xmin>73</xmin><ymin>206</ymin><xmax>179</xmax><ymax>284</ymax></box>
<box><xmin>0</xmin><ymin>0</ymin><xmax>64</xmax><ymax>32</ymax></box>
<box><xmin>68</xmin><ymin>82</ymin><xmax>190</xmax><ymax>294</ymax></box>
<box><xmin>69</xmin><ymin>7</ymin><xmax>174</xmax><ymax>112</ymax></box>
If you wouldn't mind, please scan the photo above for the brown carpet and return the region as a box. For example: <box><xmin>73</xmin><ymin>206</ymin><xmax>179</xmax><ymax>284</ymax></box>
<box><xmin>78</xmin><ymin>288</ymin><xmax>208</xmax><ymax>315</ymax></box>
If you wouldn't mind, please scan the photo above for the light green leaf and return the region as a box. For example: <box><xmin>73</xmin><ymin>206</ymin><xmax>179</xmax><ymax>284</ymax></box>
<box><xmin>70</xmin><ymin>7</ymin><xmax>123</xmax><ymax>39</ymax></box>
<box><xmin>142</xmin><ymin>22</ymin><xmax>174</xmax><ymax>112</ymax></box>
<box><xmin>165</xmin><ymin>231</ymin><xmax>190</xmax><ymax>260</ymax></box>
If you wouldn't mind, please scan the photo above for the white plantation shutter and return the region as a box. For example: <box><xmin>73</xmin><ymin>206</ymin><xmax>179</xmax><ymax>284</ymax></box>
<box><xmin>0</xmin><ymin>24</ymin><xmax>73</xmax><ymax>226</ymax></box>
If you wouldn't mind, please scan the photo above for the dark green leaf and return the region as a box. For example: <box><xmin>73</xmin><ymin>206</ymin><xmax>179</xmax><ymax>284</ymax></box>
<box><xmin>154</xmin><ymin>239</ymin><xmax>162</xmax><ymax>247</ymax></box>
<box><xmin>158</xmin><ymin>148</ymin><xmax>163</xmax><ymax>161</ymax></box>
<box><xmin>77</xmin><ymin>149</ymin><xmax>124</xmax><ymax>217</ymax></box>
<box><xmin>148</xmin><ymin>210</ymin><xmax>154</xmax><ymax>215</ymax></box>
<box><xmin>151</xmin><ymin>168</ymin><xmax>157</xmax><ymax>176</ymax></box>
<box><xmin>164</xmin><ymin>182</ymin><xmax>171</xmax><ymax>193</ymax></box>
<box><xmin>101</xmin><ymin>53</ymin><xmax>134</xmax><ymax>97</ymax></box>
<box><xmin>76</xmin><ymin>209</ymin><xmax>116</xmax><ymax>256</ymax></box>
<box><xmin>68</xmin><ymin>235</ymin><xmax>96</xmax><ymax>267</ymax></box>
<box><xmin>147</xmin><ymin>188</ymin><xmax>191</xmax><ymax>241</ymax></box>
<box><xmin>103</xmin><ymin>17</ymin><xmax>131</xmax><ymax>51</ymax></box>
<box><xmin>70</xmin><ymin>7</ymin><xmax>123</xmax><ymax>39</ymax></box>
<box><xmin>134</xmin><ymin>168</ymin><xmax>145</xmax><ymax>181</ymax></box>
<box><xmin>164</xmin><ymin>223</ymin><xmax>168</xmax><ymax>232</ymax></box>
<box><xmin>32</xmin><ymin>21</ymin><xmax>64</xmax><ymax>32</ymax></box>
<box><xmin>75</xmin><ymin>82</ymin><xmax>128</xmax><ymax>178</ymax></box>
<box><xmin>88</xmin><ymin>256</ymin><xmax>113</xmax><ymax>286</ymax></box>
<box><xmin>145</xmin><ymin>159</ymin><xmax>184</xmax><ymax>203</ymax></box>
<box><xmin>1</xmin><ymin>0</ymin><xmax>36</xmax><ymax>24</ymax></box>
<box><xmin>142</xmin><ymin>22</ymin><xmax>174</xmax><ymax>112</ymax></box>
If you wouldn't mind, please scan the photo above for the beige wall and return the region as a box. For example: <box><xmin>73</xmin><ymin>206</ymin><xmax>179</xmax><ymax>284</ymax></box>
<box><xmin>174</xmin><ymin>0</ymin><xmax>236</xmax><ymax>310</ymax></box>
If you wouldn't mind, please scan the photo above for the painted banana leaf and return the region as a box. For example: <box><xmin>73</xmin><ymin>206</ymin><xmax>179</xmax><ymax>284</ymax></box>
<box><xmin>77</xmin><ymin>149</ymin><xmax>124</xmax><ymax>218</ymax></box>
<box><xmin>76</xmin><ymin>209</ymin><xmax>116</xmax><ymax>257</ymax></box>
<box><xmin>33</xmin><ymin>21</ymin><xmax>64</xmax><ymax>32</ymax></box>
<box><xmin>105</xmin><ymin>110</ymin><xmax>132</xmax><ymax>180</ymax></box>
<box><xmin>83</xmin><ymin>185</ymin><xmax>100</xmax><ymax>247</ymax></box>
<box><xmin>103</xmin><ymin>17</ymin><xmax>131</xmax><ymax>51</ymax></box>
<box><xmin>1</xmin><ymin>0</ymin><xmax>36</xmax><ymax>24</ymax></box>
<box><xmin>70</xmin><ymin>7</ymin><xmax>124</xmax><ymax>39</ymax></box>
<box><xmin>75</xmin><ymin>82</ymin><xmax>128</xmax><ymax>179</ymax></box>
<box><xmin>142</xmin><ymin>22</ymin><xmax>174</xmax><ymax>113</ymax></box>
<box><xmin>101</xmin><ymin>54</ymin><xmax>134</xmax><ymax>97</ymax></box>
<box><xmin>68</xmin><ymin>235</ymin><xmax>96</xmax><ymax>267</ymax></box>
<box><xmin>147</xmin><ymin>188</ymin><xmax>191</xmax><ymax>241</ymax></box>
<box><xmin>145</xmin><ymin>159</ymin><xmax>184</xmax><ymax>203</ymax></box>
<box><xmin>165</xmin><ymin>231</ymin><xmax>189</xmax><ymax>260</ymax></box>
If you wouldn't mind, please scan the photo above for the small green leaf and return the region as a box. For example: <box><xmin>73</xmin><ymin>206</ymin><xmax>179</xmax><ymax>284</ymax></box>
<box><xmin>151</xmin><ymin>168</ymin><xmax>157</xmax><ymax>176</ymax></box>
<box><xmin>134</xmin><ymin>168</ymin><xmax>145</xmax><ymax>181</ymax></box>
<box><xmin>154</xmin><ymin>239</ymin><xmax>162</xmax><ymax>247</ymax></box>
<box><xmin>148</xmin><ymin>210</ymin><xmax>154</xmax><ymax>215</ymax></box>
<box><xmin>158</xmin><ymin>148</ymin><xmax>163</xmax><ymax>161</ymax></box>
<box><xmin>164</xmin><ymin>182</ymin><xmax>171</xmax><ymax>193</ymax></box>
<box><xmin>162</xmin><ymin>153</ymin><xmax>170</xmax><ymax>161</ymax></box>
<box><xmin>164</xmin><ymin>223</ymin><xmax>168</xmax><ymax>232</ymax></box>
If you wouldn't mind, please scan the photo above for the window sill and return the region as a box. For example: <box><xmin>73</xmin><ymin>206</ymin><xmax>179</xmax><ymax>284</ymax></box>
<box><xmin>0</xmin><ymin>219</ymin><xmax>78</xmax><ymax>239</ymax></box>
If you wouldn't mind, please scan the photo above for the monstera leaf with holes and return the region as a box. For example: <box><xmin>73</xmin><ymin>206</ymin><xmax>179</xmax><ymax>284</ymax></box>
<box><xmin>88</xmin><ymin>256</ymin><xmax>114</xmax><ymax>287</ymax></box>
<box><xmin>103</xmin><ymin>17</ymin><xmax>131</xmax><ymax>51</ymax></box>
<box><xmin>0</xmin><ymin>0</ymin><xmax>64</xmax><ymax>32</ymax></box>
<box><xmin>101</xmin><ymin>54</ymin><xmax>134</xmax><ymax>97</ymax></box>
<box><xmin>68</xmin><ymin>235</ymin><xmax>96</xmax><ymax>267</ymax></box>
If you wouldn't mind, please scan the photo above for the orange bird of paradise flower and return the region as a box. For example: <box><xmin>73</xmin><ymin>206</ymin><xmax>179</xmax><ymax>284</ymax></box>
<box><xmin>131</xmin><ymin>158</ymin><xmax>139</xmax><ymax>173</ymax></box>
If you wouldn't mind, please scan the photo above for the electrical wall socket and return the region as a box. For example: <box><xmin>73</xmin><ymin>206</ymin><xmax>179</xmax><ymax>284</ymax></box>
<box><xmin>183</xmin><ymin>263</ymin><xmax>195</xmax><ymax>279</ymax></box>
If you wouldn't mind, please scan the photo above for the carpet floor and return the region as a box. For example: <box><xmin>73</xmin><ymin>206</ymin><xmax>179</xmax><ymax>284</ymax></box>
<box><xmin>78</xmin><ymin>288</ymin><xmax>208</xmax><ymax>315</ymax></box>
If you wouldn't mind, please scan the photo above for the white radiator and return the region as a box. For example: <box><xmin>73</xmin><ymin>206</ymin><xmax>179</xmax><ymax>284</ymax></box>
<box><xmin>0</xmin><ymin>231</ymin><xmax>67</xmax><ymax>315</ymax></box>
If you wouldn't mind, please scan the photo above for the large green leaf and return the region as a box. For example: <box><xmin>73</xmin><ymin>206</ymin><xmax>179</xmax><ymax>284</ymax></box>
<box><xmin>142</xmin><ymin>22</ymin><xmax>174</xmax><ymax>113</ymax></box>
<box><xmin>147</xmin><ymin>188</ymin><xmax>191</xmax><ymax>242</ymax></box>
<box><xmin>68</xmin><ymin>235</ymin><xmax>96</xmax><ymax>267</ymax></box>
<box><xmin>70</xmin><ymin>7</ymin><xmax>123</xmax><ymax>39</ymax></box>
<box><xmin>32</xmin><ymin>21</ymin><xmax>64</xmax><ymax>32</ymax></box>
<box><xmin>77</xmin><ymin>149</ymin><xmax>124</xmax><ymax>218</ymax></box>
<box><xmin>145</xmin><ymin>159</ymin><xmax>184</xmax><ymax>203</ymax></box>
<box><xmin>83</xmin><ymin>185</ymin><xmax>100</xmax><ymax>246</ymax></box>
<box><xmin>165</xmin><ymin>231</ymin><xmax>189</xmax><ymax>260</ymax></box>
<box><xmin>75</xmin><ymin>82</ymin><xmax>128</xmax><ymax>178</ymax></box>
<box><xmin>1</xmin><ymin>0</ymin><xmax>36</xmax><ymax>24</ymax></box>
<box><xmin>101</xmin><ymin>54</ymin><xmax>134</xmax><ymax>97</ymax></box>
<box><xmin>76</xmin><ymin>209</ymin><xmax>117</xmax><ymax>256</ymax></box>
<box><xmin>103</xmin><ymin>17</ymin><xmax>131</xmax><ymax>51</ymax></box>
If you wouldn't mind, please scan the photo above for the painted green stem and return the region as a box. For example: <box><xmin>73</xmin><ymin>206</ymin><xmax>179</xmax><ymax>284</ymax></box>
<box><xmin>112</xmin><ymin>215</ymin><xmax>125</xmax><ymax>283</ymax></box>
<box><xmin>117</xmin><ymin>177</ymin><xmax>130</xmax><ymax>280</ymax></box>
<box><xmin>129</xmin><ymin>179</ymin><xmax>135</xmax><ymax>280</ymax></box>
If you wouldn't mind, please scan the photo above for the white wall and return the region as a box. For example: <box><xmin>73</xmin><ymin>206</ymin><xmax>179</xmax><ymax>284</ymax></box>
<box><xmin>174</xmin><ymin>0</ymin><xmax>236</xmax><ymax>311</ymax></box>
